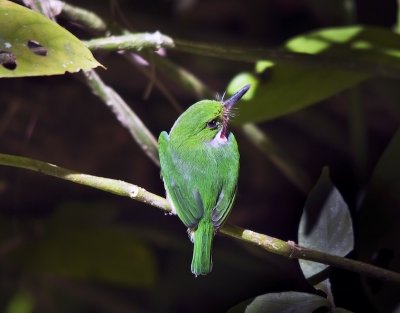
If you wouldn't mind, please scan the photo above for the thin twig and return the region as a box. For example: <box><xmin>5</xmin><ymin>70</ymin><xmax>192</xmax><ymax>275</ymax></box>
<box><xmin>241</xmin><ymin>124</ymin><xmax>313</xmax><ymax>192</ymax></box>
<box><xmin>173</xmin><ymin>38</ymin><xmax>400</xmax><ymax>78</ymax></box>
<box><xmin>0</xmin><ymin>153</ymin><xmax>167</xmax><ymax>210</ymax></box>
<box><xmin>82</xmin><ymin>69</ymin><xmax>160</xmax><ymax>166</ymax></box>
<box><xmin>61</xmin><ymin>2</ymin><xmax>107</xmax><ymax>33</ymax></box>
<box><xmin>140</xmin><ymin>51</ymin><xmax>212</xmax><ymax>100</ymax></box>
<box><xmin>1</xmin><ymin>152</ymin><xmax>400</xmax><ymax>284</ymax></box>
<box><xmin>84</xmin><ymin>32</ymin><xmax>174</xmax><ymax>52</ymax></box>
<box><xmin>124</xmin><ymin>52</ymin><xmax>183</xmax><ymax>112</ymax></box>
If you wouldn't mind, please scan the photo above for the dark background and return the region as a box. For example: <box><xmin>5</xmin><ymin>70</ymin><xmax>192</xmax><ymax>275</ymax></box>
<box><xmin>1</xmin><ymin>0</ymin><xmax>399</xmax><ymax>312</ymax></box>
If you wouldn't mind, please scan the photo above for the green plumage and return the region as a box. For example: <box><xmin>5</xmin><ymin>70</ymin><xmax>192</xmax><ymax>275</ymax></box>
<box><xmin>158</xmin><ymin>85</ymin><xmax>249</xmax><ymax>276</ymax></box>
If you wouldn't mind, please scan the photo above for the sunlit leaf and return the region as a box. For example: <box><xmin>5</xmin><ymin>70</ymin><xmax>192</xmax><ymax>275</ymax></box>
<box><xmin>298</xmin><ymin>168</ymin><xmax>354</xmax><ymax>280</ymax></box>
<box><xmin>227</xmin><ymin>292</ymin><xmax>330</xmax><ymax>313</ymax></box>
<box><xmin>227</xmin><ymin>72</ymin><xmax>259</xmax><ymax>101</ymax></box>
<box><xmin>0</xmin><ymin>0</ymin><xmax>101</xmax><ymax>77</ymax></box>
<box><xmin>229</xmin><ymin>26</ymin><xmax>400</xmax><ymax>124</ymax></box>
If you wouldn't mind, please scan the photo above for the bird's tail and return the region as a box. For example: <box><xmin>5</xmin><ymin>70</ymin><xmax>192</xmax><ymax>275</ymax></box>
<box><xmin>191</xmin><ymin>220</ymin><xmax>214</xmax><ymax>276</ymax></box>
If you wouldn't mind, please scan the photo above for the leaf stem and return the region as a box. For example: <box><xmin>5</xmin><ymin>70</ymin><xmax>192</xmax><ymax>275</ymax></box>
<box><xmin>1</xmin><ymin>152</ymin><xmax>400</xmax><ymax>284</ymax></box>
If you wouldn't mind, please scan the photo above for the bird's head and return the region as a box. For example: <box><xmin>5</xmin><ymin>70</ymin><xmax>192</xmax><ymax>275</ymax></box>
<box><xmin>170</xmin><ymin>85</ymin><xmax>250</xmax><ymax>146</ymax></box>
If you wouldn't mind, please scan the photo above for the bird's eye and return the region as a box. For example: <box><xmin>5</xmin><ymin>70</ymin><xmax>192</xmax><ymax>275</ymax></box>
<box><xmin>206</xmin><ymin>119</ymin><xmax>219</xmax><ymax>129</ymax></box>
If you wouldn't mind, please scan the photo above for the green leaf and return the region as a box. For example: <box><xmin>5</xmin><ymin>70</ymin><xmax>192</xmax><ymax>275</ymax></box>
<box><xmin>227</xmin><ymin>72</ymin><xmax>259</xmax><ymax>101</ymax></box>
<box><xmin>229</xmin><ymin>26</ymin><xmax>400</xmax><ymax>124</ymax></box>
<box><xmin>227</xmin><ymin>292</ymin><xmax>330</xmax><ymax>313</ymax></box>
<box><xmin>0</xmin><ymin>0</ymin><xmax>101</xmax><ymax>77</ymax></box>
<box><xmin>5</xmin><ymin>291</ymin><xmax>34</xmax><ymax>313</ymax></box>
<box><xmin>298</xmin><ymin>168</ymin><xmax>354</xmax><ymax>280</ymax></box>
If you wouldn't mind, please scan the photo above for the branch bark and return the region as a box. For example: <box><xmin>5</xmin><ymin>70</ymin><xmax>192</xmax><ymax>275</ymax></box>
<box><xmin>82</xmin><ymin>69</ymin><xmax>160</xmax><ymax>166</ymax></box>
<box><xmin>1</xmin><ymin>152</ymin><xmax>399</xmax><ymax>284</ymax></box>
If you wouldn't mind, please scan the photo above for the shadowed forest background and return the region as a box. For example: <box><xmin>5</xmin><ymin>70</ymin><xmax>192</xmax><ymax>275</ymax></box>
<box><xmin>1</xmin><ymin>0</ymin><xmax>400</xmax><ymax>312</ymax></box>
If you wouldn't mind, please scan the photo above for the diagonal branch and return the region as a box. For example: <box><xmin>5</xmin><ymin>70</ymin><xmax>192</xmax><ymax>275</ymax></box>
<box><xmin>82</xmin><ymin>69</ymin><xmax>160</xmax><ymax>166</ymax></box>
<box><xmin>1</xmin><ymin>152</ymin><xmax>399</xmax><ymax>284</ymax></box>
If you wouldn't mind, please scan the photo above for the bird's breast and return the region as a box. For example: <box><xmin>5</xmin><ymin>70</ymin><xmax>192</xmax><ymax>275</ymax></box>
<box><xmin>208</xmin><ymin>129</ymin><xmax>229</xmax><ymax>147</ymax></box>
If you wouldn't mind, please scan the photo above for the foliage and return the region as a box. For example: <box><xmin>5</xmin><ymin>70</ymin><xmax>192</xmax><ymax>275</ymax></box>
<box><xmin>0</xmin><ymin>0</ymin><xmax>100</xmax><ymax>77</ymax></box>
<box><xmin>0</xmin><ymin>1</ymin><xmax>399</xmax><ymax>313</ymax></box>
<box><xmin>228</xmin><ymin>169</ymin><xmax>354</xmax><ymax>312</ymax></box>
<box><xmin>228</xmin><ymin>26</ymin><xmax>400</xmax><ymax>124</ymax></box>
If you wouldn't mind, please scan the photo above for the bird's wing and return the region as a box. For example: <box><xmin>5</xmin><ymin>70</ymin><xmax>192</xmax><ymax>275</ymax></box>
<box><xmin>159</xmin><ymin>131</ymin><xmax>204</xmax><ymax>229</ymax></box>
<box><xmin>211</xmin><ymin>185</ymin><xmax>237</xmax><ymax>228</ymax></box>
<box><xmin>211</xmin><ymin>134</ymin><xmax>239</xmax><ymax>228</ymax></box>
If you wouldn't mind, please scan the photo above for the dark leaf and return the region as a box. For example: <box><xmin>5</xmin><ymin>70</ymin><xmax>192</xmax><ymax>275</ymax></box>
<box><xmin>358</xmin><ymin>128</ymin><xmax>400</xmax><ymax>312</ymax></box>
<box><xmin>227</xmin><ymin>291</ymin><xmax>330</xmax><ymax>313</ymax></box>
<box><xmin>298</xmin><ymin>168</ymin><xmax>354</xmax><ymax>280</ymax></box>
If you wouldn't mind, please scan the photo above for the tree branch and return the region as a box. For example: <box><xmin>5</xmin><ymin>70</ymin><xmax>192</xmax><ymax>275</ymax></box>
<box><xmin>0</xmin><ymin>153</ymin><xmax>166</xmax><ymax>210</ymax></box>
<box><xmin>83</xmin><ymin>33</ymin><xmax>400</xmax><ymax>78</ymax></box>
<box><xmin>82</xmin><ymin>69</ymin><xmax>160</xmax><ymax>166</ymax></box>
<box><xmin>84</xmin><ymin>32</ymin><xmax>174</xmax><ymax>52</ymax></box>
<box><xmin>61</xmin><ymin>2</ymin><xmax>107</xmax><ymax>33</ymax></box>
<box><xmin>240</xmin><ymin>124</ymin><xmax>313</xmax><ymax>192</ymax></box>
<box><xmin>172</xmin><ymin>38</ymin><xmax>400</xmax><ymax>78</ymax></box>
<box><xmin>1</xmin><ymin>152</ymin><xmax>399</xmax><ymax>284</ymax></box>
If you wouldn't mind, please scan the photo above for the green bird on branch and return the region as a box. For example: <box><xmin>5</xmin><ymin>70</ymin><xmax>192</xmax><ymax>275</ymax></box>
<box><xmin>158</xmin><ymin>85</ymin><xmax>250</xmax><ymax>276</ymax></box>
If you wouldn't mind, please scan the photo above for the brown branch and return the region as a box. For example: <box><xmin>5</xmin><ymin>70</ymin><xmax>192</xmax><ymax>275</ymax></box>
<box><xmin>1</xmin><ymin>152</ymin><xmax>399</xmax><ymax>284</ymax></box>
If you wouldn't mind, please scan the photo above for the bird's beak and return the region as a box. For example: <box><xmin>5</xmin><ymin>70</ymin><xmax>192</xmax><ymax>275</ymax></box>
<box><xmin>220</xmin><ymin>84</ymin><xmax>250</xmax><ymax>139</ymax></box>
<box><xmin>223</xmin><ymin>84</ymin><xmax>250</xmax><ymax>109</ymax></box>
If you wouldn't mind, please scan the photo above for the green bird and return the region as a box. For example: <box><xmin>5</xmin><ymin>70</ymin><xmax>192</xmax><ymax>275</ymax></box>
<box><xmin>158</xmin><ymin>84</ymin><xmax>250</xmax><ymax>276</ymax></box>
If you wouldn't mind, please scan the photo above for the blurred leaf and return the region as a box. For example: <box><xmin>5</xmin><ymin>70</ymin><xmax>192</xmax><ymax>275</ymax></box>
<box><xmin>51</xmin><ymin>201</ymin><xmax>119</xmax><ymax>226</ymax></box>
<box><xmin>298</xmin><ymin>168</ymin><xmax>354</xmax><ymax>280</ymax></box>
<box><xmin>0</xmin><ymin>0</ymin><xmax>101</xmax><ymax>77</ymax></box>
<box><xmin>11</xmin><ymin>204</ymin><xmax>157</xmax><ymax>287</ymax></box>
<box><xmin>229</xmin><ymin>26</ymin><xmax>400</xmax><ymax>124</ymax></box>
<box><xmin>5</xmin><ymin>291</ymin><xmax>34</xmax><ymax>313</ymax></box>
<box><xmin>227</xmin><ymin>72</ymin><xmax>259</xmax><ymax>101</ymax></box>
<box><xmin>20</xmin><ymin>226</ymin><xmax>156</xmax><ymax>287</ymax></box>
<box><xmin>358</xmin><ymin>128</ymin><xmax>400</xmax><ymax>312</ymax></box>
<box><xmin>227</xmin><ymin>292</ymin><xmax>329</xmax><ymax>313</ymax></box>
